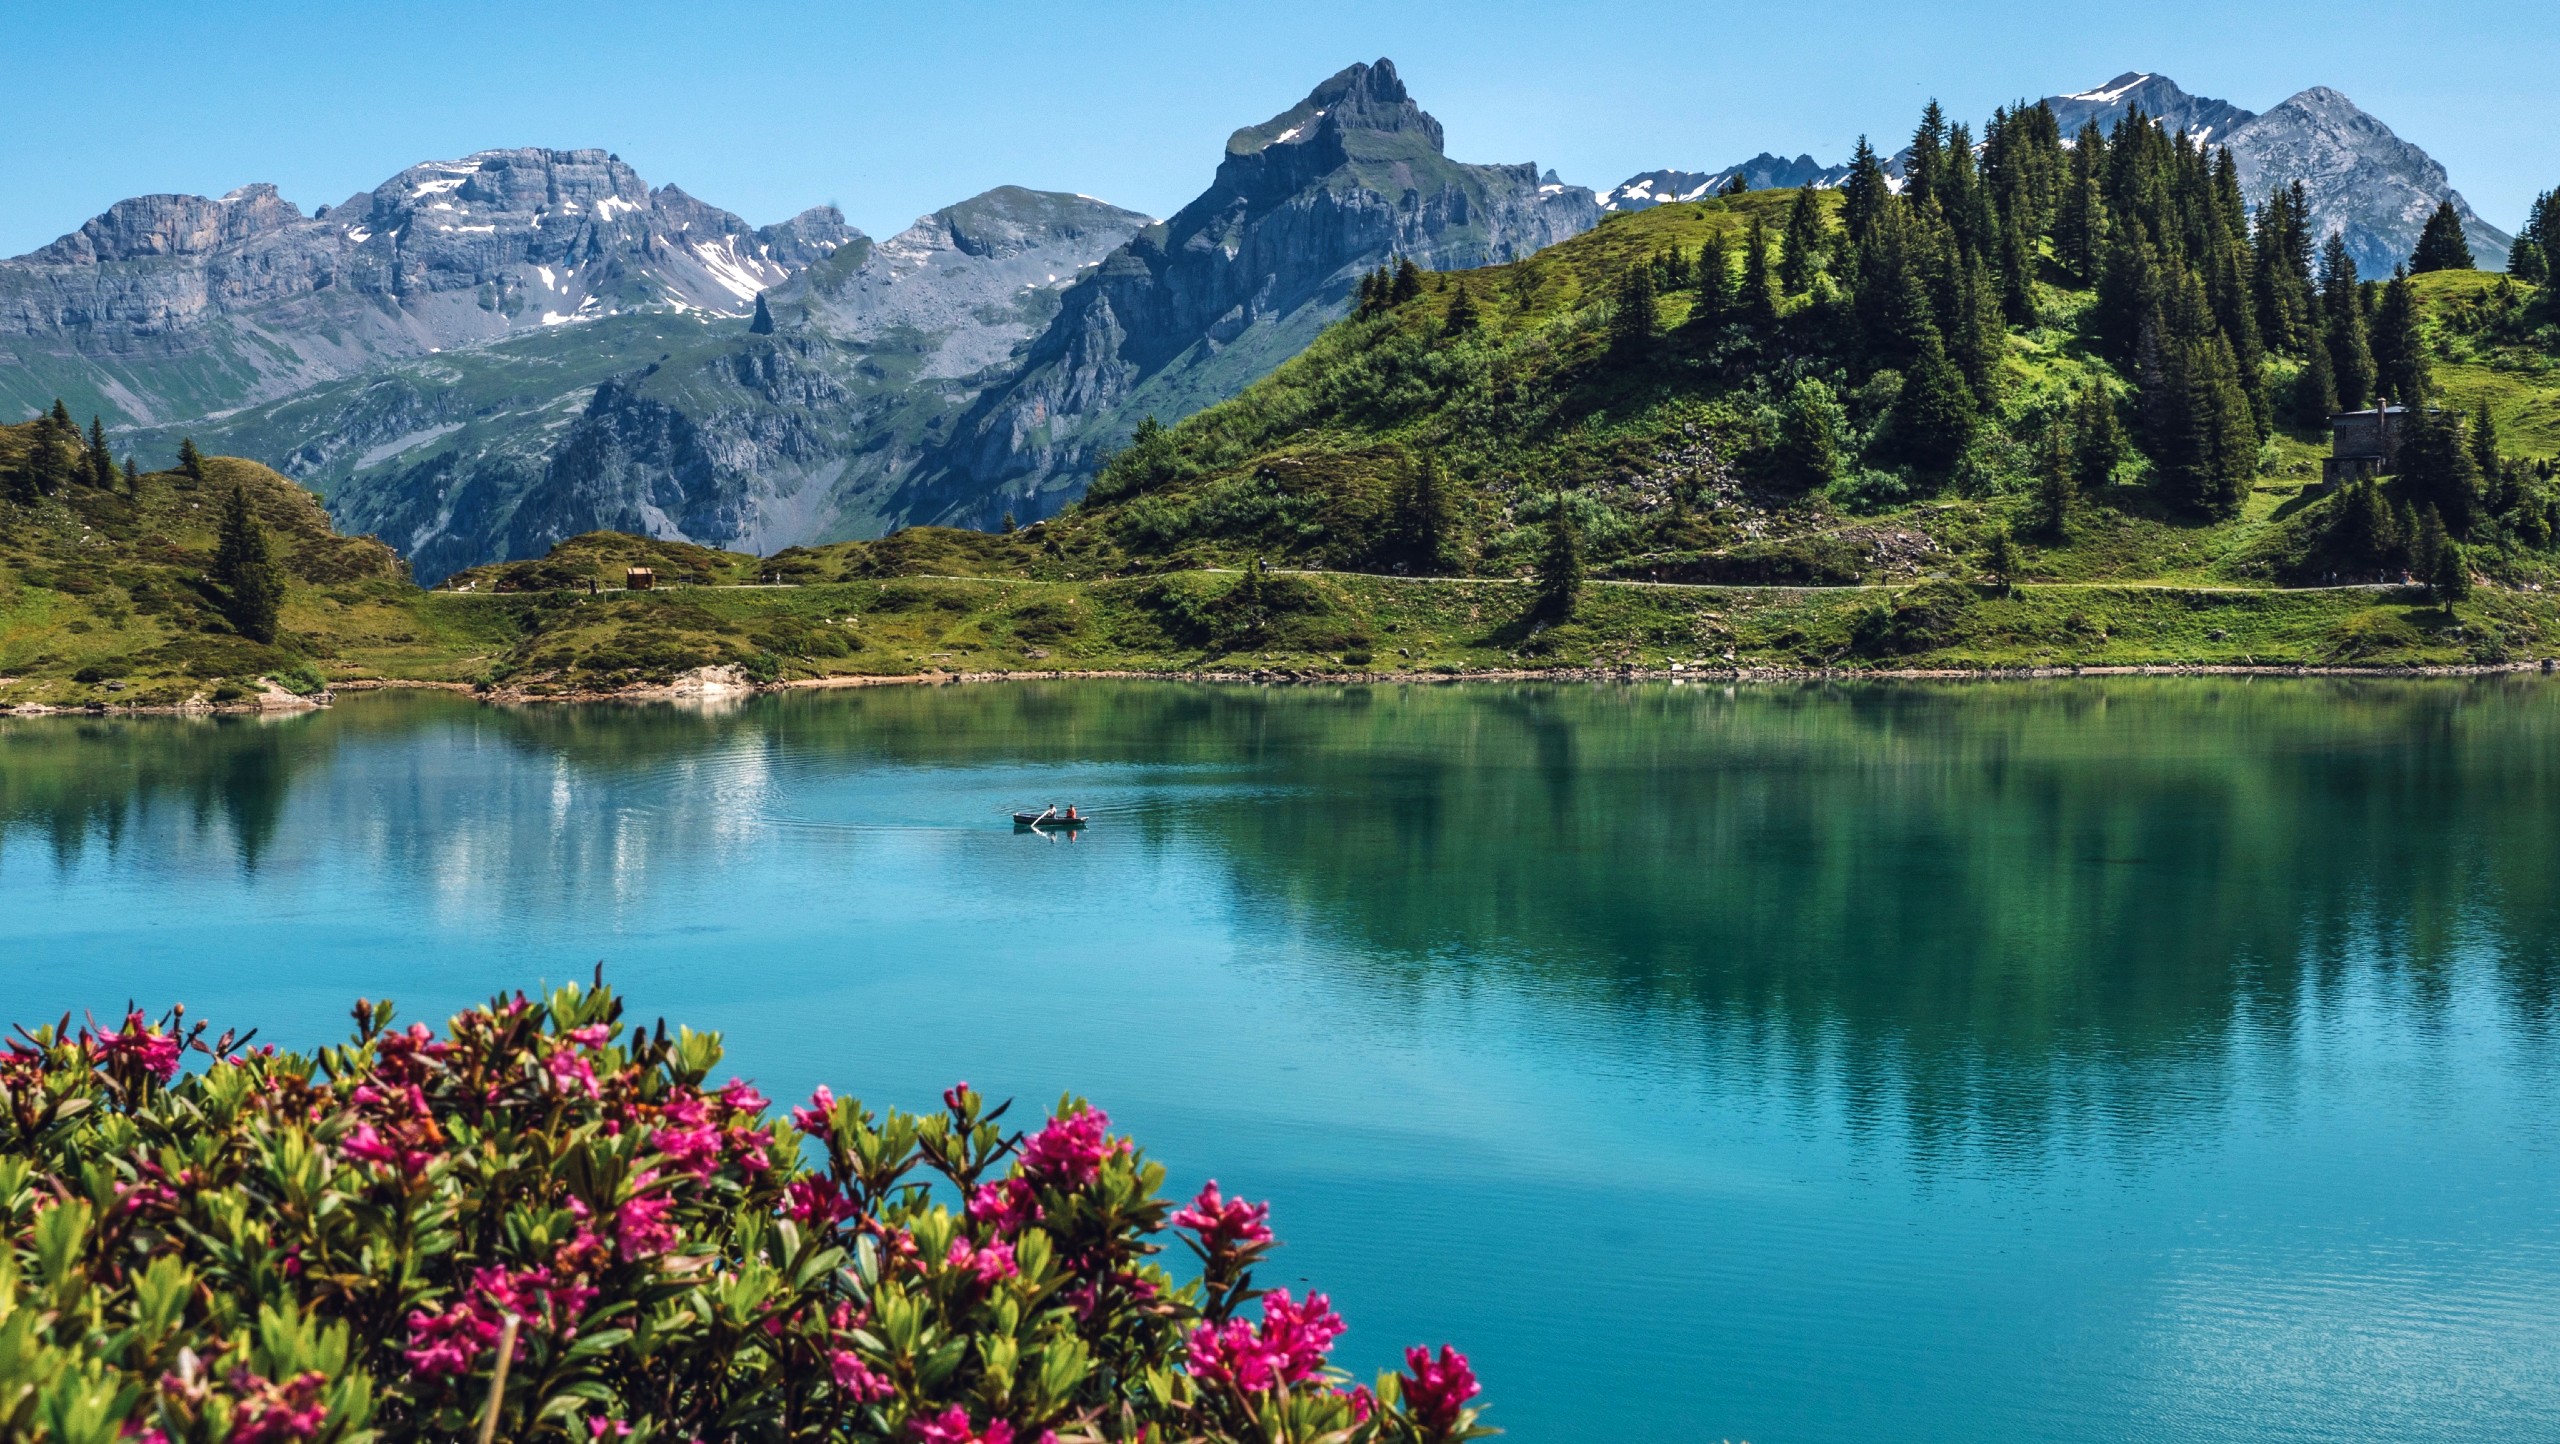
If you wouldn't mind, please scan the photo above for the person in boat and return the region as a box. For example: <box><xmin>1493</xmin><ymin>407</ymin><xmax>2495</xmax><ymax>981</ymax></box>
<box><xmin>1065</xmin><ymin>805</ymin><xmax>1081</xmax><ymax>822</ymax></box>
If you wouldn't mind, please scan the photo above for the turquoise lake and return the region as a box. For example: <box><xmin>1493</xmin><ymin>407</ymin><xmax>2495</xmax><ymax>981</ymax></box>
<box><xmin>6</xmin><ymin>678</ymin><xmax>2559</xmax><ymax>1442</ymax></box>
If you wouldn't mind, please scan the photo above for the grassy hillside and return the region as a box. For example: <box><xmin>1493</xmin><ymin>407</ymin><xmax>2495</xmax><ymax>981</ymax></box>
<box><xmin>9</xmin><ymin>178</ymin><xmax>2560</xmax><ymax>708</ymax></box>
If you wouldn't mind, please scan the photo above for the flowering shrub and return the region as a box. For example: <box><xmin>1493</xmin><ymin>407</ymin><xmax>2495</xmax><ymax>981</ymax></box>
<box><xmin>0</xmin><ymin>986</ymin><xmax>1489</xmax><ymax>1444</ymax></box>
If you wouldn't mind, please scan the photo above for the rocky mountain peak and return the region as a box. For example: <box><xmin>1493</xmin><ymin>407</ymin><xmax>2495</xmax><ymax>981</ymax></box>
<box><xmin>2045</xmin><ymin>72</ymin><xmax>2256</xmax><ymax>146</ymax></box>
<box><xmin>24</xmin><ymin>183</ymin><xmax>306</xmax><ymax>265</ymax></box>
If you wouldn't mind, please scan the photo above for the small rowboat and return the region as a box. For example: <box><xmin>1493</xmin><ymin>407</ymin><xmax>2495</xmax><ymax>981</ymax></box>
<box><xmin>1013</xmin><ymin>809</ymin><xmax>1089</xmax><ymax>829</ymax></box>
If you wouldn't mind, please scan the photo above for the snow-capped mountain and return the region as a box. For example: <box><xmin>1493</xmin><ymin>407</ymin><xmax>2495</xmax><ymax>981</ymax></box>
<box><xmin>0</xmin><ymin>148</ymin><xmax>859</xmax><ymax>425</ymax></box>
<box><xmin>1601</xmin><ymin>72</ymin><xmax>2514</xmax><ymax>276</ymax></box>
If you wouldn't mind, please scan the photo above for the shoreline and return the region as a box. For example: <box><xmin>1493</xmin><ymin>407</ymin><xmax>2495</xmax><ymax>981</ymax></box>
<box><xmin>12</xmin><ymin>658</ymin><xmax>2554</xmax><ymax>717</ymax></box>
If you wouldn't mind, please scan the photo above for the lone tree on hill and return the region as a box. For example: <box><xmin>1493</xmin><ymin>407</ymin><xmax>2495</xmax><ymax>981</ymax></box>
<box><xmin>1536</xmin><ymin>501</ymin><xmax>1584</xmax><ymax>620</ymax></box>
<box><xmin>177</xmin><ymin>437</ymin><xmax>205</xmax><ymax>482</ymax></box>
<box><xmin>2432</xmin><ymin>538</ymin><xmax>2473</xmax><ymax>606</ymax></box>
<box><xmin>1779</xmin><ymin>186</ymin><xmax>1825</xmax><ymax>295</ymax></box>
<box><xmin>1392</xmin><ymin>461</ymin><xmax>1458</xmax><ymax>575</ymax></box>
<box><xmin>1741</xmin><ymin>213</ymin><xmax>1780</xmax><ymax>327</ymax></box>
<box><xmin>2035</xmin><ymin>424</ymin><xmax>2075</xmax><ymax>538</ymax></box>
<box><xmin>213</xmin><ymin>483</ymin><xmax>287</xmax><ymax>645</ymax></box>
<box><xmin>1610</xmin><ymin>263</ymin><xmax>1658</xmax><ymax>352</ymax></box>
<box><xmin>1690</xmin><ymin>233</ymin><xmax>1735</xmax><ymax>329</ymax></box>
<box><xmin>85</xmin><ymin>417</ymin><xmax>114</xmax><ymax>489</ymax></box>
<box><xmin>1442</xmin><ymin>281</ymin><xmax>1478</xmax><ymax>334</ymax></box>
<box><xmin>2369</xmin><ymin>269</ymin><xmax>2429</xmax><ymax>409</ymax></box>
<box><xmin>2410</xmin><ymin>201</ymin><xmax>2475</xmax><ymax>273</ymax></box>
<box><xmin>1719</xmin><ymin>173</ymin><xmax>1748</xmax><ymax>197</ymax></box>
<box><xmin>1390</xmin><ymin>257</ymin><xmax>1424</xmax><ymax>305</ymax></box>
<box><xmin>1983</xmin><ymin>525</ymin><xmax>2020</xmax><ymax>596</ymax></box>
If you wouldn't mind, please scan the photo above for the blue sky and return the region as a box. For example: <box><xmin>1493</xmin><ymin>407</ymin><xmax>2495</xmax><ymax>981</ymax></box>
<box><xmin>4</xmin><ymin>0</ymin><xmax>2554</xmax><ymax>256</ymax></box>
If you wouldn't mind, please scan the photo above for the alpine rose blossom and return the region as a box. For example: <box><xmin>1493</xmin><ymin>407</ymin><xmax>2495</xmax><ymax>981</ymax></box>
<box><xmin>791</xmin><ymin>1085</ymin><xmax>836</xmax><ymax>1136</ymax></box>
<box><xmin>1401</xmin><ymin>1344</ymin><xmax>1482</xmax><ymax>1432</ymax></box>
<box><xmin>948</xmin><ymin>1236</ymin><xmax>1019</xmax><ymax>1285</ymax></box>
<box><xmin>1172</xmin><ymin>1179</ymin><xmax>1273</xmax><ymax>1253</ymax></box>
<box><xmin>615</xmin><ymin>1180</ymin><xmax>679</xmax><ymax>1261</ymax></box>
<box><xmin>225</xmin><ymin>1370</ymin><xmax>329</xmax><ymax>1444</ymax></box>
<box><xmin>1017</xmin><ymin>1107</ymin><xmax>1122</xmax><ymax>1188</ymax></box>
<box><xmin>1185</xmin><ymin>1289</ymin><xmax>1346</xmax><ymax>1393</ymax></box>
<box><xmin>967</xmin><ymin>1176</ymin><xmax>1038</xmax><ymax>1234</ymax></box>
<box><xmin>909</xmin><ymin>1405</ymin><xmax>1015</xmax><ymax>1444</ymax></box>
<box><xmin>830</xmin><ymin>1350</ymin><xmax>893</xmax><ymax>1401</ymax></box>
<box><xmin>97</xmin><ymin>1011</ymin><xmax>182</xmax><ymax>1083</ymax></box>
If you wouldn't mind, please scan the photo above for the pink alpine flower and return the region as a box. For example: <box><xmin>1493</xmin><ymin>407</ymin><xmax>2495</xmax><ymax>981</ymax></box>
<box><xmin>98</xmin><ymin>1011</ymin><xmax>182</xmax><ymax>1083</ymax></box>
<box><xmin>1184</xmin><ymin>1289</ymin><xmax>1346</xmax><ymax>1394</ymax></box>
<box><xmin>544</xmin><ymin>1047</ymin><xmax>601</xmax><ymax>1099</ymax></box>
<box><xmin>829</xmin><ymin>1349</ymin><xmax>893</xmax><ymax>1401</ymax></box>
<box><xmin>564</xmin><ymin>1024</ymin><xmax>613</xmax><ymax>1050</ymax></box>
<box><xmin>908</xmin><ymin>1405</ymin><xmax>1015</xmax><ymax>1444</ymax></box>
<box><xmin>967</xmin><ymin>1177</ymin><xmax>1038</xmax><ymax>1235</ymax></box>
<box><xmin>615</xmin><ymin>1178</ymin><xmax>680</xmax><ymax>1261</ymax></box>
<box><xmin>224</xmin><ymin>1370</ymin><xmax>329</xmax><ymax>1444</ymax></box>
<box><xmin>1400</xmin><ymin>1345</ymin><xmax>1481</xmax><ymax>1434</ymax></box>
<box><xmin>942</xmin><ymin>1080</ymin><xmax>974</xmax><ymax>1114</ymax></box>
<box><xmin>1017</xmin><ymin>1107</ymin><xmax>1124</xmax><ymax>1188</ymax></box>
<box><xmin>791</xmin><ymin>1085</ymin><xmax>836</xmax><ymax>1136</ymax></box>
<box><xmin>719</xmin><ymin>1078</ymin><xmax>770</xmax><ymax>1114</ymax></box>
<box><xmin>784</xmin><ymin>1177</ymin><xmax>855</xmax><ymax>1227</ymax></box>
<box><xmin>402</xmin><ymin>1304</ymin><xmax>499</xmax><ymax>1377</ymax></box>
<box><xmin>1171</xmin><ymin>1180</ymin><xmax>1273</xmax><ymax>1253</ymax></box>
<box><xmin>947</xmin><ymin>1236</ymin><xmax>1019</xmax><ymax>1285</ymax></box>
<box><xmin>584</xmin><ymin>1420</ymin><xmax>632</xmax><ymax>1440</ymax></box>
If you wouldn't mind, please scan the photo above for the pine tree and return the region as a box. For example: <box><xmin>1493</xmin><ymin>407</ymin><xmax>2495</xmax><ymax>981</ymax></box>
<box><xmin>2432</xmin><ymin>538</ymin><xmax>2472</xmax><ymax>604</ymax></box>
<box><xmin>2409</xmin><ymin>201</ymin><xmax>2474</xmax><ymax>273</ymax></box>
<box><xmin>178</xmin><ymin>438</ymin><xmax>206</xmax><ymax>482</ymax></box>
<box><xmin>1718</xmin><ymin>173</ymin><xmax>1748</xmax><ymax>197</ymax></box>
<box><xmin>1882</xmin><ymin>333</ymin><xmax>1978</xmax><ymax>472</ymax></box>
<box><xmin>2411</xmin><ymin>504</ymin><xmax>2449</xmax><ymax>584</ymax></box>
<box><xmin>2071</xmin><ymin>381</ymin><xmax>2126</xmax><ymax>494</ymax></box>
<box><xmin>749</xmin><ymin>292</ymin><xmax>776</xmax><ymax>334</ymax></box>
<box><xmin>85</xmin><ymin>417</ymin><xmax>114</xmax><ymax>489</ymax></box>
<box><xmin>2471</xmin><ymin>399</ymin><xmax>2502</xmax><ymax>483</ymax></box>
<box><xmin>213</xmin><ymin>482</ymin><xmax>286</xmax><ymax>645</ymax></box>
<box><xmin>1983</xmin><ymin>525</ymin><xmax>2019</xmax><ymax>596</ymax></box>
<box><xmin>1772</xmin><ymin>379</ymin><xmax>1844</xmax><ymax>491</ymax></box>
<box><xmin>2054</xmin><ymin>123</ymin><xmax>2108</xmax><ymax>284</ymax></box>
<box><xmin>121</xmin><ymin>457</ymin><xmax>139</xmax><ymax>492</ymax></box>
<box><xmin>1610</xmin><ymin>263</ymin><xmax>1658</xmax><ymax>352</ymax></box>
<box><xmin>1690</xmin><ymin>233</ymin><xmax>1735</xmax><ymax>329</ymax></box>
<box><xmin>1779</xmin><ymin>186</ymin><xmax>1824</xmax><ymax>294</ymax></box>
<box><xmin>1356</xmin><ymin>267</ymin><xmax>1385</xmax><ymax>317</ymax></box>
<box><xmin>2319</xmin><ymin>235</ymin><xmax>2376</xmax><ymax>410</ymax></box>
<box><xmin>1906</xmin><ymin>101</ymin><xmax>1948</xmax><ymax>213</ymax></box>
<box><xmin>1442</xmin><ymin>282</ymin><xmax>1478</xmax><ymax>334</ymax></box>
<box><xmin>1740</xmin><ymin>214</ymin><xmax>1779</xmax><ymax>327</ymax></box>
<box><xmin>1393</xmin><ymin>462</ymin><xmax>1458</xmax><ymax>574</ymax></box>
<box><xmin>2397</xmin><ymin>406</ymin><xmax>2482</xmax><ymax>536</ymax></box>
<box><xmin>2288</xmin><ymin>336</ymin><xmax>2339</xmax><ymax>427</ymax></box>
<box><xmin>1536</xmin><ymin>501</ymin><xmax>1583</xmax><ymax>619</ymax></box>
<box><xmin>1390</xmin><ymin>257</ymin><xmax>1424</xmax><ymax>305</ymax></box>
<box><xmin>2034</xmin><ymin>424</ymin><xmax>2074</xmax><ymax>538</ymax></box>
<box><xmin>1838</xmin><ymin>137</ymin><xmax>1890</xmax><ymax>252</ymax></box>
<box><xmin>2514</xmin><ymin>238</ymin><xmax>2550</xmax><ymax>286</ymax></box>
<box><xmin>2369</xmin><ymin>268</ymin><xmax>2427</xmax><ymax>406</ymax></box>
<box><xmin>2250</xmin><ymin>182</ymin><xmax>2315</xmax><ymax>355</ymax></box>
<box><xmin>2514</xmin><ymin>189</ymin><xmax>2559</xmax><ymax>286</ymax></box>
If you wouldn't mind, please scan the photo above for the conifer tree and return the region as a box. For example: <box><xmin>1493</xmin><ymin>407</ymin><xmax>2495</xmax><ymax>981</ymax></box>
<box><xmin>1390</xmin><ymin>257</ymin><xmax>1424</xmax><ymax>305</ymax></box>
<box><xmin>49</xmin><ymin>399</ymin><xmax>71</xmax><ymax>432</ymax></box>
<box><xmin>1779</xmin><ymin>187</ymin><xmax>1824</xmax><ymax>295</ymax></box>
<box><xmin>1691</xmin><ymin>233</ymin><xmax>1735</xmax><ymax>329</ymax></box>
<box><xmin>2411</xmin><ymin>503</ymin><xmax>2449</xmax><ymax>583</ymax></box>
<box><xmin>1442</xmin><ymin>282</ymin><xmax>1478</xmax><ymax>335</ymax></box>
<box><xmin>2513</xmin><ymin>189</ymin><xmax>2558</xmax><ymax>285</ymax></box>
<box><xmin>2035</xmin><ymin>423</ymin><xmax>2074</xmax><ymax>538</ymax></box>
<box><xmin>85</xmin><ymin>416</ymin><xmax>114</xmax><ymax>489</ymax></box>
<box><xmin>2071</xmin><ymin>381</ymin><xmax>2126</xmax><ymax>494</ymax></box>
<box><xmin>121</xmin><ymin>457</ymin><xmax>139</xmax><ymax>492</ymax></box>
<box><xmin>1882</xmin><ymin>333</ymin><xmax>1978</xmax><ymax>472</ymax></box>
<box><xmin>1393</xmin><ymin>462</ymin><xmax>1458</xmax><ymax>574</ymax></box>
<box><xmin>2369</xmin><ymin>268</ymin><xmax>2427</xmax><ymax>406</ymax></box>
<box><xmin>2397</xmin><ymin>406</ymin><xmax>2482</xmax><ymax>535</ymax></box>
<box><xmin>178</xmin><ymin>438</ymin><xmax>206</xmax><ymax>482</ymax></box>
<box><xmin>1838</xmin><ymin>137</ymin><xmax>1890</xmax><ymax>253</ymax></box>
<box><xmin>1611</xmin><ymin>263</ymin><xmax>1658</xmax><ymax>352</ymax></box>
<box><xmin>2053</xmin><ymin>123</ymin><xmax>2108</xmax><ymax>284</ymax></box>
<box><xmin>213</xmin><ymin>482</ymin><xmax>286</xmax><ymax>645</ymax></box>
<box><xmin>2471</xmin><ymin>399</ymin><xmax>2501</xmax><ymax>483</ymax></box>
<box><xmin>2409</xmin><ymin>201</ymin><xmax>2474</xmax><ymax>273</ymax></box>
<box><xmin>1983</xmin><ymin>525</ymin><xmax>2019</xmax><ymax>595</ymax></box>
<box><xmin>1741</xmin><ymin>214</ymin><xmax>1780</xmax><ymax>327</ymax></box>
<box><xmin>749</xmin><ymin>292</ymin><xmax>775</xmax><ymax>334</ymax></box>
<box><xmin>1536</xmin><ymin>501</ymin><xmax>1583</xmax><ymax>619</ymax></box>
<box><xmin>1906</xmin><ymin>101</ymin><xmax>1948</xmax><ymax>213</ymax></box>
<box><xmin>2432</xmin><ymin>537</ymin><xmax>2472</xmax><ymax>604</ymax></box>
<box><xmin>1718</xmin><ymin>173</ymin><xmax>1748</xmax><ymax>197</ymax></box>
<box><xmin>2318</xmin><ymin>235</ymin><xmax>2376</xmax><ymax>410</ymax></box>
<box><xmin>2288</xmin><ymin>335</ymin><xmax>2339</xmax><ymax>427</ymax></box>
<box><xmin>2250</xmin><ymin>182</ymin><xmax>2315</xmax><ymax>355</ymax></box>
<box><xmin>2514</xmin><ymin>238</ymin><xmax>2550</xmax><ymax>287</ymax></box>
<box><xmin>1772</xmin><ymin>379</ymin><xmax>1844</xmax><ymax>491</ymax></box>
<box><xmin>1356</xmin><ymin>267</ymin><xmax>1385</xmax><ymax>317</ymax></box>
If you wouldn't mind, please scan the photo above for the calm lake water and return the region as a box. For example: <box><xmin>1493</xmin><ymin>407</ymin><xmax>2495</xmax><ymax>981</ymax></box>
<box><xmin>6</xmin><ymin>679</ymin><xmax>2560</xmax><ymax>1442</ymax></box>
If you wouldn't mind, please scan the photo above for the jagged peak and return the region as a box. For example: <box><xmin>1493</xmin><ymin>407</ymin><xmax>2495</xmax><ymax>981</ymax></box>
<box><xmin>1225</xmin><ymin>57</ymin><xmax>1442</xmax><ymax>158</ymax></box>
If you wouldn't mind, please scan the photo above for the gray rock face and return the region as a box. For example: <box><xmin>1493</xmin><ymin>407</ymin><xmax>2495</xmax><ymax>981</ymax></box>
<box><xmin>2045</xmin><ymin>73</ymin><xmax>2256</xmax><ymax>149</ymax></box>
<box><xmin>164</xmin><ymin>188</ymin><xmax>1153</xmax><ymax>581</ymax></box>
<box><xmin>2224</xmin><ymin>87</ymin><xmax>2511</xmax><ymax>275</ymax></box>
<box><xmin>0</xmin><ymin>149</ymin><xmax>862</xmax><ymax>424</ymax></box>
<box><xmin>905</xmin><ymin>58</ymin><xmax>1600</xmax><ymax>525</ymax></box>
